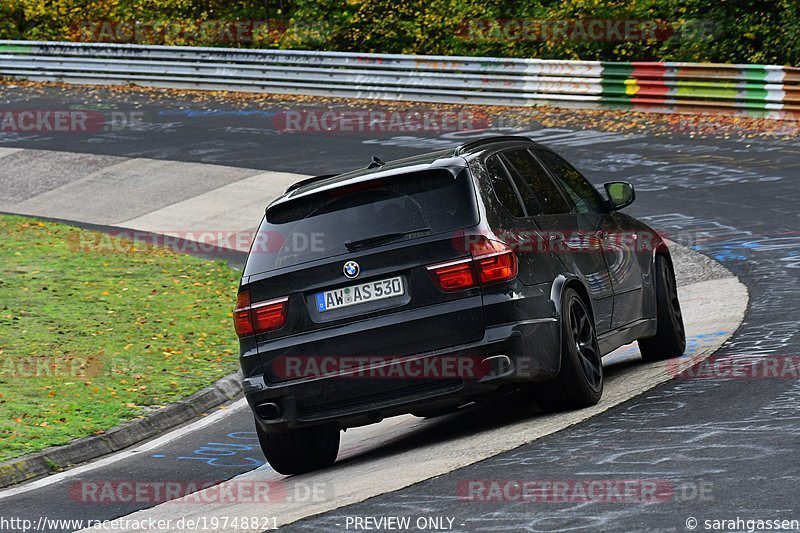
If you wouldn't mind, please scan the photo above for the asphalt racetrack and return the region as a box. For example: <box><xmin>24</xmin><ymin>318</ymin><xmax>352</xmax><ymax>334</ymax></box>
<box><xmin>0</xmin><ymin>84</ymin><xmax>798</xmax><ymax>532</ymax></box>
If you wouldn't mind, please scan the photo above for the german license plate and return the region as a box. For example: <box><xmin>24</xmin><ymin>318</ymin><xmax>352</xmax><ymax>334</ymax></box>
<box><xmin>315</xmin><ymin>276</ymin><xmax>404</xmax><ymax>312</ymax></box>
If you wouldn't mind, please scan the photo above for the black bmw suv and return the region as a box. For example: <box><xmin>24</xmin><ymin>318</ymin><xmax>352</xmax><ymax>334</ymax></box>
<box><xmin>235</xmin><ymin>136</ymin><xmax>685</xmax><ymax>474</ymax></box>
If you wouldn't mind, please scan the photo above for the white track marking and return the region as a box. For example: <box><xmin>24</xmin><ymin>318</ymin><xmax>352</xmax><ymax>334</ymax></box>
<box><xmin>0</xmin><ymin>400</ymin><xmax>249</xmax><ymax>501</ymax></box>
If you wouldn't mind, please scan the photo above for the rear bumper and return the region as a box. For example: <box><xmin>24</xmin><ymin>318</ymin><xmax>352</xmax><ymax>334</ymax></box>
<box><xmin>244</xmin><ymin>317</ymin><xmax>560</xmax><ymax>432</ymax></box>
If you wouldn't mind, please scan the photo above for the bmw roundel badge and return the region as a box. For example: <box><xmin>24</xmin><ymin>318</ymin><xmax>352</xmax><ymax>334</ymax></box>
<box><xmin>343</xmin><ymin>260</ymin><xmax>360</xmax><ymax>279</ymax></box>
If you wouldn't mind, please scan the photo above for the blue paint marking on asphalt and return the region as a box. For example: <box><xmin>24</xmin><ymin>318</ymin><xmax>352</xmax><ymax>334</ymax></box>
<box><xmin>151</xmin><ymin>454</ymin><xmax>165</xmax><ymax>458</ymax></box>
<box><xmin>694</xmin><ymin>239</ymin><xmax>758</xmax><ymax>262</ymax></box>
<box><xmin>692</xmin><ymin>236</ymin><xmax>800</xmax><ymax>263</ymax></box>
<box><xmin>683</xmin><ymin>331</ymin><xmax>729</xmax><ymax>356</ymax></box>
<box><xmin>713</xmin><ymin>252</ymin><xmax>747</xmax><ymax>262</ymax></box>
<box><xmin>154</xmin><ymin>432</ymin><xmax>266</xmax><ymax>468</ymax></box>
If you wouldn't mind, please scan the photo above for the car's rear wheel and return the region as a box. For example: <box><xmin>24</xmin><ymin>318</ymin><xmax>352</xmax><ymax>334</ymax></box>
<box><xmin>638</xmin><ymin>254</ymin><xmax>686</xmax><ymax>361</ymax></box>
<box><xmin>255</xmin><ymin>421</ymin><xmax>340</xmax><ymax>475</ymax></box>
<box><xmin>534</xmin><ymin>288</ymin><xmax>603</xmax><ymax>411</ymax></box>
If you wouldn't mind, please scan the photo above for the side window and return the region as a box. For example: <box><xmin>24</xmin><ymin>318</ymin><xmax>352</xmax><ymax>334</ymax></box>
<box><xmin>501</xmin><ymin>149</ymin><xmax>570</xmax><ymax>216</ymax></box>
<box><xmin>485</xmin><ymin>156</ymin><xmax>525</xmax><ymax>217</ymax></box>
<box><xmin>535</xmin><ymin>150</ymin><xmax>606</xmax><ymax>214</ymax></box>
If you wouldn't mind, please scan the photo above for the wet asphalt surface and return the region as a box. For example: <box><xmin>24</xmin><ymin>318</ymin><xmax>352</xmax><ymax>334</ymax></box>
<box><xmin>1</xmin><ymin>84</ymin><xmax>799</xmax><ymax>531</ymax></box>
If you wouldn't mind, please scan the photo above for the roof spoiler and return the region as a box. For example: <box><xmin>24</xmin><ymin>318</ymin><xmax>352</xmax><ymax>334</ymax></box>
<box><xmin>283</xmin><ymin>154</ymin><xmax>386</xmax><ymax>195</ymax></box>
<box><xmin>453</xmin><ymin>136</ymin><xmax>534</xmax><ymax>156</ymax></box>
<box><xmin>283</xmin><ymin>174</ymin><xmax>339</xmax><ymax>195</ymax></box>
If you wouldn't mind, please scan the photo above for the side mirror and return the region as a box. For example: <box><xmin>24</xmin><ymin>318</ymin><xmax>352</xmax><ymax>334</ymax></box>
<box><xmin>604</xmin><ymin>182</ymin><xmax>635</xmax><ymax>211</ymax></box>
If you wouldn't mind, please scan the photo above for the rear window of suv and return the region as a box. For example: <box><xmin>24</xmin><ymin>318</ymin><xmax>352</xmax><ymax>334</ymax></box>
<box><xmin>243</xmin><ymin>169</ymin><xmax>479</xmax><ymax>275</ymax></box>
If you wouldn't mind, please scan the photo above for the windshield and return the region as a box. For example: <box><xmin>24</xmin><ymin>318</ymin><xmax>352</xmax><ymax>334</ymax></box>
<box><xmin>243</xmin><ymin>168</ymin><xmax>478</xmax><ymax>275</ymax></box>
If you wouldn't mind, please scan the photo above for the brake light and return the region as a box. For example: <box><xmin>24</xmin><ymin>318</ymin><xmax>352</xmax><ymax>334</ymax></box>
<box><xmin>426</xmin><ymin>259</ymin><xmax>477</xmax><ymax>292</ymax></box>
<box><xmin>471</xmin><ymin>238</ymin><xmax>518</xmax><ymax>284</ymax></box>
<box><xmin>234</xmin><ymin>290</ymin><xmax>289</xmax><ymax>337</ymax></box>
<box><xmin>252</xmin><ymin>298</ymin><xmax>289</xmax><ymax>332</ymax></box>
<box><xmin>328</xmin><ymin>180</ymin><xmax>385</xmax><ymax>197</ymax></box>
<box><xmin>234</xmin><ymin>290</ymin><xmax>253</xmax><ymax>337</ymax></box>
<box><xmin>427</xmin><ymin>237</ymin><xmax>517</xmax><ymax>291</ymax></box>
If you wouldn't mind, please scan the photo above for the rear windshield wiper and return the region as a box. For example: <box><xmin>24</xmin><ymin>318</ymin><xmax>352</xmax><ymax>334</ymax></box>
<box><xmin>345</xmin><ymin>227</ymin><xmax>430</xmax><ymax>251</ymax></box>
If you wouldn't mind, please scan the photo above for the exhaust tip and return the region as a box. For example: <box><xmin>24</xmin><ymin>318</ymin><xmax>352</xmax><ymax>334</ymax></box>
<box><xmin>255</xmin><ymin>401</ymin><xmax>283</xmax><ymax>420</ymax></box>
<box><xmin>480</xmin><ymin>354</ymin><xmax>513</xmax><ymax>378</ymax></box>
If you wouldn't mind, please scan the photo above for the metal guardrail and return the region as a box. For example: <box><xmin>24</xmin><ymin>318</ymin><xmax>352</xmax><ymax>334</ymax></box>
<box><xmin>1</xmin><ymin>40</ymin><xmax>798</xmax><ymax>115</ymax></box>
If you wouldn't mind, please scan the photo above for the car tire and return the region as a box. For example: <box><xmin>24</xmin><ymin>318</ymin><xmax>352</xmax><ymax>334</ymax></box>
<box><xmin>638</xmin><ymin>254</ymin><xmax>686</xmax><ymax>361</ymax></box>
<box><xmin>534</xmin><ymin>287</ymin><xmax>603</xmax><ymax>412</ymax></box>
<box><xmin>255</xmin><ymin>420</ymin><xmax>340</xmax><ymax>475</ymax></box>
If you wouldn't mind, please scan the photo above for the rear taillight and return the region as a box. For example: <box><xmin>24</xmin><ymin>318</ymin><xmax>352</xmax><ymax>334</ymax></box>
<box><xmin>471</xmin><ymin>238</ymin><xmax>518</xmax><ymax>284</ymax></box>
<box><xmin>427</xmin><ymin>237</ymin><xmax>517</xmax><ymax>292</ymax></box>
<box><xmin>251</xmin><ymin>298</ymin><xmax>289</xmax><ymax>332</ymax></box>
<box><xmin>234</xmin><ymin>290</ymin><xmax>253</xmax><ymax>337</ymax></box>
<box><xmin>234</xmin><ymin>290</ymin><xmax>289</xmax><ymax>338</ymax></box>
<box><xmin>426</xmin><ymin>259</ymin><xmax>477</xmax><ymax>292</ymax></box>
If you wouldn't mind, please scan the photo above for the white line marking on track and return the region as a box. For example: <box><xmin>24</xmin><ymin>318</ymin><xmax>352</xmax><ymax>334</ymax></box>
<box><xmin>0</xmin><ymin>400</ymin><xmax>249</xmax><ymax>501</ymax></box>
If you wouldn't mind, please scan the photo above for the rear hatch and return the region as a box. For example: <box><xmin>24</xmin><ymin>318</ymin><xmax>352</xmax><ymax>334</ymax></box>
<box><xmin>241</xmin><ymin>167</ymin><xmax>485</xmax><ymax>382</ymax></box>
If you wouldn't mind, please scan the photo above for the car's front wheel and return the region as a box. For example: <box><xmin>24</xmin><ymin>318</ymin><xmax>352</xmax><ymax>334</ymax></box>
<box><xmin>255</xmin><ymin>421</ymin><xmax>340</xmax><ymax>475</ymax></box>
<box><xmin>638</xmin><ymin>254</ymin><xmax>686</xmax><ymax>361</ymax></box>
<box><xmin>534</xmin><ymin>288</ymin><xmax>603</xmax><ymax>411</ymax></box>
